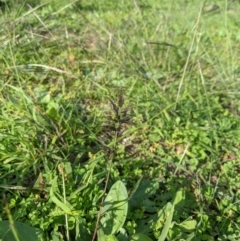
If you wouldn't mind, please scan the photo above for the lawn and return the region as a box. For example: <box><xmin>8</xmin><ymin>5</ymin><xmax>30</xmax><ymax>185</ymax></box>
<box><xmin>1</xmin><ymin>0</ymin><xmax>240</xmax><ymax>240</ymax></box>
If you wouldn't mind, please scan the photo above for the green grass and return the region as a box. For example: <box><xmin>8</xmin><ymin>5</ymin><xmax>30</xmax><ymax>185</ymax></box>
<box><xmin>1</xmin><ymin>0</ymin><xmax>240</xmax><ymax>240</ymax></box>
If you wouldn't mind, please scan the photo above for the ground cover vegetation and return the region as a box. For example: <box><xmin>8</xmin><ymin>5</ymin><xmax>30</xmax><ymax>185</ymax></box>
<box><xmin>1</xmin><ymin>0</ymin><xmax>240</xmax><ymax>240</ymax></box>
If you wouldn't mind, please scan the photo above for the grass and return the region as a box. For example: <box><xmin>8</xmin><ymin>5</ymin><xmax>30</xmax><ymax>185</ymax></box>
<box><xmin>1</xmin><ymin>0</ymin><xmax>240</xmax><ymax>240</ymax></box>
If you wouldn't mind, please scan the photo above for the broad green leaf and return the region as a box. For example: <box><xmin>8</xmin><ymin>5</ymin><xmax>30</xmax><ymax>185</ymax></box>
<box><xmin>46</xmin><ymin>101</ymin><xmax>59</xmax><ymax>119</ymax></box>
<box><xmin>178</xmin><ymin>220</ymin><xmax>197</xmax><ymax>232</ymax></box>
<box><xmin>158</xmin><ymin>203</ymin><xmax>174</xmax><ymax>241</ymax></box>
<box><xmin>100</xmin><ymin>180</ymin><xmax>128</xmax><ymax>235</ymax></box>
<box><xmin>64</xmin><ymin>162</ymin><xmax>73</xmax><ymax>175</ymax></box>
<box><xmin>40</xmin><ymin>92</ymin><xmax>51</xmax><ymax>103</ymax></box>
<box><xmin>129</xmin><ymin>179</ymin><xmax>159</xmax><ymax>207</ymax></box>
<box><xmin>51</xmin><ymin>231</ymin><xmax>61</xmax><ymax>241</ymax></box>
<box><xmin>97</xmin><ymin>228</ymin><xmax>105</xmax><ymax>241</ymax></box>
<box><xmin>128</xmin><ymin>176</ymin><xmax>143</xmax><ymax>200</ymax></box>
<box><xmin>105</xmin><ymin>234</ymin><xmax>118</xmax><ymax>241</ymax></box>
<box><xmin>155</xmin><ymin>202</ymin><xmax>173</xmax><ymax>230</ymax></box>
<box><xmin>185</xmin><ymin>232</ymin><xmax>195</xmax><ymax>241</ymax></box>
<box><xmin>0</xmin><ymin>221</ymin><xmax>42</xmax><ymax>241</ymax></box>
<box><xmin>172</xmin><ymin>188</ymin><xmax>185</xmax><ymax>207</ymax></box>
<box><xmin>131</xmin><ymin>233</ymin><xmax>154</xmax><ymax>241</ymax></box>
<box><xmin>117</xmin><ymin>228</ymin><xmax>128</xmax><ymax>241</ymax></box>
